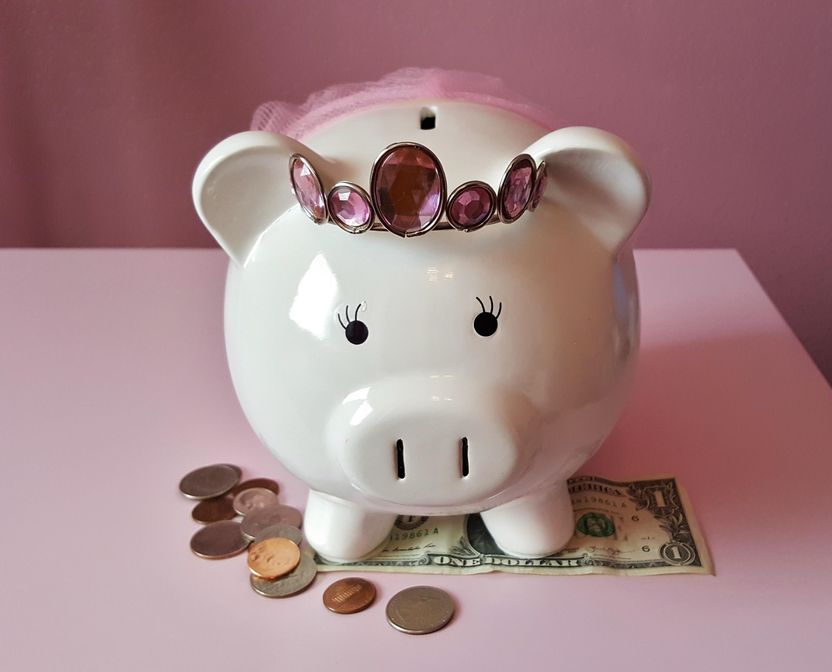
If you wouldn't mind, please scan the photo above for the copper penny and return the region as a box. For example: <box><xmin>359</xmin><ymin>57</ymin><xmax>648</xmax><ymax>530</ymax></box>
<box><xmin>323</xmin><ymin>578</ymin><xmax>377</xmax><ymax>614</ymax></box>
<box><xmin>191</xmin><ymin>496</ymin><xmax>236</xmax><ymax>524</ymax></box>
<box><xmin>250</xmin><ymin>553</ymin><xmax>317</xmax><ymax>598</ymax></box>
<box><xmin>190</xmin><ymin>520</ymin><xmax>249</xmax><ymax>559</ymax></box>
<box><xmin>240</xmin><ymin>505</ymin><xmax>303</xmax><ymax>541</ymax></box>
<box><xmin>247</xmin><ymin>537</ymin><xmax>301</xmax><ymax>579</ymax></box>
<box><xmin>179</xmin><ymin>464</ymin><xmax>240</xmax><ymax>500</ymax></box>
<box><xmin>231</xmin><ymin>478</ymin><xmax>280</xmax><ymax>497</ymax></box>
<box><xmin>386</xmin><ymin>586</ymin><xmax>455</xmax><ymax>634</ymax></box>
<box><xmin>232</xmin><ymin>487</ymin><xmax>279</xmax><ymax>516</ymax></box>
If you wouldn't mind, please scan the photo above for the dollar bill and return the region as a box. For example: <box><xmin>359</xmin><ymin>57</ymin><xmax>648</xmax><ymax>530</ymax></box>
<box><xmin>315</xmin><ymin>475</ymin><xmax>713</xmax><ymax>576</ymax></box>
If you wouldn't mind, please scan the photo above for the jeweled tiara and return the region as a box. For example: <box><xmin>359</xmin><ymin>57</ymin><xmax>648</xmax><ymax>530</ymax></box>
<box><xmin>289</xmin><ymin>142</ymin><xmax>547</xmax><ymax>237</ymax></box>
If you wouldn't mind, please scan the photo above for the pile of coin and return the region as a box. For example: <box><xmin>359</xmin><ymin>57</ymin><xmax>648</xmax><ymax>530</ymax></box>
<box><xmin>179</xmin><ymin>463</ymin><xmax>455</xmax><ymax>632</ymax></box>
<box><xmin>180</xmin><ymin>463</ymin><xmax>316</xmax><ymax>597</ymax></box>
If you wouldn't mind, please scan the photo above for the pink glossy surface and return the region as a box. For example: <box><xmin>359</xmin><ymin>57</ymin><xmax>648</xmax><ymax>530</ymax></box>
<box><xmin>449</xmin><ymin>184</ymin><xmax>493</xmax><ymax>229</ymax></box>
<box><xmin>328</xmin><ymin>185</ymin><xmax>372</xmax><ymax>230</ymax></box>
<box><xmin>290</xmin><ymin>157</ymin><xmax>326</xmax><ymax>221</ymax></box>
<box><xmin>0</xmin><ymin>249</ymin><xmax>830</xmax><ymax>671</ymax></box>
<box><xmin>372</xmin><ymin>145</ymin><xmax>443</xmax><ymax>235</ymax></box>
<box><xmin>500</xmin><ymin>160</ymin><xmax>534</xmax><ymax>221</ymax></box>
<box><xmin>1</xmin><ymin>2</ymin><xmax>830</xmax><ymax>378</ymax></box>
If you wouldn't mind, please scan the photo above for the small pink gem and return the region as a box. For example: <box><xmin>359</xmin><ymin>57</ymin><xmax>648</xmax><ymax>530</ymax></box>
<box><xmin>290</xmin><ymin>156</ymin><xmax>326</xmax><ymax>221</ymax></box>
<box><xmin>500</xmin><ymin>158</ymin><xmax>534</xmax><ymax>221</ymax></box>
<box><xmin>328</xmin><ymin>185</ymin><xmax>372</xmax><ymax>231</ymax></box>
<box><xmin>529</xmin><ymin>162</ymin><xmax>548</xmax><ymax>211</ymax></box>
<box><xmin>372</xmin><ymin>145</ymin><xmax>443</xmax><ymax>236</ymax></box>
<box><xmin>448</xmin><ymin>184</ymin><xmax>494</xmax><ymax>230</ymax></box>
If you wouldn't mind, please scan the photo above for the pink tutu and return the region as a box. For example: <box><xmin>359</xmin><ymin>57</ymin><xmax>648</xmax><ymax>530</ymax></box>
<box><xmin>251</xmin><ymin>68</ymin><xmax>556</xmax><ymax>139</ymax></box>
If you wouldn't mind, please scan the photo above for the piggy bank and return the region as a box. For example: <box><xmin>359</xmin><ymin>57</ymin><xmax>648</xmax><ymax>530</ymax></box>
<box><xmin>192</xmin><ymin>100</ymin><xmax>649</xmax><ymax>562</ymax></box>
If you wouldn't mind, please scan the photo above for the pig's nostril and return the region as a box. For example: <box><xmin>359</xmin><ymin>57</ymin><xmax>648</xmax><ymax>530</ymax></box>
<box><xmin>460</xmin><ymin>437</ymin><xmax>470</xmax><ymax>478</ymax></box>
<box><xmin>395</xmin><ymin>439</ymin><xmax>405</xmax><ymax>480</ymax></box>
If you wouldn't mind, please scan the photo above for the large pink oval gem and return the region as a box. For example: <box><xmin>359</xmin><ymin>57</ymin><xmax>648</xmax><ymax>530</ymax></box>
<box><xmin>371</xmin><ymin>144</ymin><xmax>444</xmax><ymax>237</ymax></box>
<box><xmin>289</xmin><ymin>155</ymin><xmax>326</xmax><ymax>222</ymax></box>
<box><xmin>498</xmin><ymin>156</ymin><xmax>535</xmax><ymax>222</ymax></box>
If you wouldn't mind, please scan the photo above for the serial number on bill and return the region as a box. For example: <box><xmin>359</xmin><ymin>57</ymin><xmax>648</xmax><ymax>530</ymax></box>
<box><xmin>388</xmin><ymin>528</ymin><xmax>440</xmax><ymax>541</ymax></box>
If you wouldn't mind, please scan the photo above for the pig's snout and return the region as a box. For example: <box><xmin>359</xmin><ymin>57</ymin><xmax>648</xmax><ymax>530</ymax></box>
<box><xmin>326</xmin><ymin>377</ymin><xmax>533</xmax><ymax>508</ymax></box>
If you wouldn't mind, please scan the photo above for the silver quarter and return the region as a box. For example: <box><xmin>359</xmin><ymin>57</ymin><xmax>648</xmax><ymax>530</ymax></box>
<box><xmin>253</xmin><ymin>523</ymin><xmax>303</xmax><ymax>545</ymax></box>
<box><xmin>179</xmin><ymin>464</ymin><xmax>240</xmax><ymax>500</ymax></box>
<box><xmin>386</xmin><ymin>586</ymin><xmax>455</xmax><ymax>635</ymax></box>
<box><xmin>240</xmin><ymin>505</ymin><xmax>303</xmax><ymax>541</ymax></box>
<box><xmin>250</xmin><ymin>553</ymin><xmax>317</xmax><ymax>598</ymax></box>
<box><xmin>232</xmin><ymin>487</ymin><xmax>279</xmax><ymax>516</ymax></box>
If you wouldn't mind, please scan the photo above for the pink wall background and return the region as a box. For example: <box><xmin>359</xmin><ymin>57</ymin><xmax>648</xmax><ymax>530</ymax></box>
<box><xmin>1</xmin><ymin>1</ymin><xmax>830</xmax><ymax>379</ymax></box>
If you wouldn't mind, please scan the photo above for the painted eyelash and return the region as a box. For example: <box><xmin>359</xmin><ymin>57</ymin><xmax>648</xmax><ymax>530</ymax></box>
<box><xmin>337</xmin><ymin>304</ymin><xmax>364</xmax><ymax>329</ymax></box>
<box><xmin>475</xmin><ymin>296</ymin><xmax>502</xmax><ymax>318</ymax></box>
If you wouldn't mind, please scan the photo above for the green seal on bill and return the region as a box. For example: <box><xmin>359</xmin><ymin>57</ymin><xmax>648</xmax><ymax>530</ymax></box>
<box><xmin>576</xmin><ymin>512</ymin><xmax>615</xmax><ymax>537</ymax></box>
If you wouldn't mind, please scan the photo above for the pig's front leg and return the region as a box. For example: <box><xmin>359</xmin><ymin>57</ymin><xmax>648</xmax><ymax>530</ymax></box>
<box><xmin>304</xmin><ymin>490</ymin><xmax>397</xmax><ymax>563</ymax></box>
<box><xmin>480</xmin><ymin>481</ymin><xmax>574</xmax><ymax>558</ymax></box>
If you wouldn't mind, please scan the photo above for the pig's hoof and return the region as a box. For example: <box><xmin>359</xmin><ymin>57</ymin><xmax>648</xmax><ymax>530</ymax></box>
<box><xmin>480</xmin><ymin>481</ymin><xmax>574</xmax><ymax>558</ymax></box>
<box><xmin>304</xmin><ymin>490</ymin><xmax>396</xmax><ymax>563</ymax></box>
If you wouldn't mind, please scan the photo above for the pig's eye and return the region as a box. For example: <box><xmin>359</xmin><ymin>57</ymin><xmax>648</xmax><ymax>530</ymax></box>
<box><xmin>338</xmin><ymin>304</ymin><xmax>369</xmax><ymax>345</ymax></box>
<box><xmin>474</xmin><ymin>296</ymin><xmax>501</xmax><ymax>337</ymax></box>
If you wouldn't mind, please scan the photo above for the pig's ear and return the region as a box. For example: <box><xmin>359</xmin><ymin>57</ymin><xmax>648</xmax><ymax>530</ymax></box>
<box><xmin>524</xmin><ymin>127</ymin><xmax>650</xmax><ymax>252</ymax></box>
<box><xmin>192</xmin><ymin>131</ymin><xmax>328</xmax><ymax>266</ymax></box>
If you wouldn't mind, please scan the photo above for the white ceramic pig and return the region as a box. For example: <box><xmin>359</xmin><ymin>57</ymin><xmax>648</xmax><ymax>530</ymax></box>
<box><xmin>192</xmin><ymin>101</ymin><xmax>649</xmax><ymax>562</ymax></box>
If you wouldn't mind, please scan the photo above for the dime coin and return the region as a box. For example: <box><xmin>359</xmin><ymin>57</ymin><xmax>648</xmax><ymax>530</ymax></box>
<box><xmin>190</xmin><ymin>520</ymin><xmax>249</xmax><ymax>559</ymax></box>
<box><xmin>179</xmin><ymin>464</ymin><xmax>240</xmax><ymax>500</ymax></box>
<box><xmin>232</xmin><ymin>487</ymin><xmax>279</xmax><ymax>516</ymax></box>
<box><xmin>231</xmin><ymin>478</ymin><xmax>280</xmax><ymax>497</ymax></box>
<box><xmin>253</xmin><ymin>523</ymin><xmax>303</xmax><ymax>546</ymax></box>
<box><xmin>386</xmin><ymin>586</ymin><xmax>455</xmax><ymax>635</ymax></box>
<box><xmin>323</xmin><ymin>578</ymin><xmax>376</xmax><ymax>614</ymax></box>
<box><xmin>191</xmin><ymin>496</ymin><xmax>236</xmax><ymax>524</ymax></box>
<box><xmin>247</xmin><ymin>537</ymin><xmax>300</xmax><ymax>579</ymax></box>
<box><xmin>240</xmin><ymin>505</ymin><xmax>303</xmax><ymax>541</ymax></box>
<box><xmin>250</xmin><ymin>553</ymin><xmax>317</xmax><ymax>598</ymax></box>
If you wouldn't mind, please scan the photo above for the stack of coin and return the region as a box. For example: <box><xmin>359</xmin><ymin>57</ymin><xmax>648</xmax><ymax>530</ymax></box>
<box><xmin>179</xmin><ymin>464</ymin><xmax>455</xmax><ymax>631</ymax></box>
<box><xmin>247</xmin><ymin>531</ymin><xmax>317</xmax><ymax>598</ymax></box>
<box><xmin>179</xmin><ymin>463</ymin><xmax>316</xmax><ymax>596</ymax></box>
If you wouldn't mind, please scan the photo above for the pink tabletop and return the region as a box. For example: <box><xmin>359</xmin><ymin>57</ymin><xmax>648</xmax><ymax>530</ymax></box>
<box><xmin>0</xmin><ymin>249</ymin><xmax>829</xmax><ymax>671</ymax></box>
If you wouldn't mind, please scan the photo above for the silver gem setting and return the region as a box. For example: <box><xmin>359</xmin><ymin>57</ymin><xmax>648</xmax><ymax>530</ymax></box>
<box><xmin>289</xmin><ymin>143</ymin><xmax>546</xmax><ymax>237</ymax></box>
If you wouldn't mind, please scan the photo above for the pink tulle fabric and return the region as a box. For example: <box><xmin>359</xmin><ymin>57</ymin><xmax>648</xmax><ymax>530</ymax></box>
<box><xmin>251</xmin><ymin>68</ymin><xmax>555</xmax><ymax>139</ymax></box>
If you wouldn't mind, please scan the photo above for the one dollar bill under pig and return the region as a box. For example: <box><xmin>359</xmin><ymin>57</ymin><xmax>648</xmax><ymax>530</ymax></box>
<box><xmin>315</xmin><ymin>476</ymin><xmax>713</xmax><ymax>576</ymax></box>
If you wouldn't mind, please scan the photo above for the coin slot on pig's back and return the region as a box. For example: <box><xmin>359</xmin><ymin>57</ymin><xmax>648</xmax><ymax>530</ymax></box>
<box><xmin>419</xmin><ymin>106</ymin><xmax>437</xmax><ymax>130</ymax></box>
